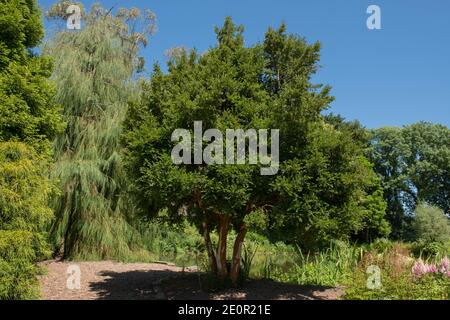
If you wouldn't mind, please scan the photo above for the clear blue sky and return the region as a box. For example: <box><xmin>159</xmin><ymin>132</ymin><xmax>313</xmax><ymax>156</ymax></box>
<box><xmin>37</xmin><ymin>0</ymin><xmax>450</xmax><ymax>128</ymax></box>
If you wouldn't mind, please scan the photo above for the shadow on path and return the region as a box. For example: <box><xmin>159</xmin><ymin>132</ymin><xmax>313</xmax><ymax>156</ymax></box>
<box><xmin>90</xmin><ymin>270</ymin><xmax>341</xmax><ymax>300</ymax></box>
<box><xmin>89</xmin><ymin>269</ymin><xmax>180</xmax><ymax>300</ymax></box>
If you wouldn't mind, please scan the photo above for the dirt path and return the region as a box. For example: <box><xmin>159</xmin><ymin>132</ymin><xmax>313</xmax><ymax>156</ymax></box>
<box><xmin>38</xmin><ymin>260</ymin><xmax>342</xmax><ymax>300</ymax></box>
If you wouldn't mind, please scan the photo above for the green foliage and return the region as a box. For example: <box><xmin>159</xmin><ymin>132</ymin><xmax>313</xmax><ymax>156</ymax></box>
<box><xmin>271</xmin><ymin>123</ymin><xmax>390</xmax><ymax>248</ymax></box>
<box><xmin>0</xmin><ymin>142</ymin><xmax>54</xmax><ymax>231</ymax></box>
<box><xmin>136</xmin><ymin>218</ymin><xmax>205</xmax><ymax>265</ymax></box>
<box><xmin>267</xmin><ymin>241</ymin><xmax>361</xmax><ymax>287</ymax></box>
<box><xmin>410</xmin><ymin>204</ymin><xmax>450</xmax><ymax>258</ymax></box>
<box><xmin>369</xmin><ymin>122</ymin><xmax>450</xmax><ymax>239</ymax></box>
<box><xmin>0</xmin><ymin>142</ymin><xmax>54</xmax><ymax>299</ymax></box>
<box><xmin>412</xmin><ymin>204</ymin><xmax>450</xmax><ymax>244</ymax></box>
<box><xmin>412</xmin><ymin>241</ymin><xmax>449</xmax><ymax>259</ymax></box>
<box><xmin>345</xmin><ymin>268</ymin><xmax>449</xmax><ymax>300</ymax></box>
<box><xmin>44</xmin><ymin>4</ymin><xmax>155</xmax><ymax>260</ymax></box>
<box><xmin>344</xmin><ymin>244</ymin><xmax>450</xmax><ymax>300</ymax></box>
<box><xmin>123</xmin><ymin>18</ymin><xmax>389</xmax><ymax>284</ymax></box>
<box><xmin>0</xmin><ymin>1</ymin><xmax>61</xmax><ymax>299</ymax></box>
<box><xmin>0</xmin><ymin>0</ymin><xmax>43</xmax><ymax>65</ymax></box>
<box><xmin>0</xmin><ymin>0</ymin><xmax>63</xmax><ymax>156</ymax></box>
<box><xmin>0</xmin><ymin>230</ymin><xmax>41</xmax><ymax>300</ymax></box>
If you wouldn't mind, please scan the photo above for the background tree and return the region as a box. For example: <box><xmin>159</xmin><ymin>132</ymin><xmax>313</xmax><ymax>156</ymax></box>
<box><xmin>369</xmin><ymin>122</ymin><xmax>450</xmax><ymax>239</ymax></box>
<box><xmin>44</xmin><ymin>2</ymin><xmax>155</xmax><ymax>259</ymax></box>
<box><xmin>402</xmin><ymin>123</ymin><xmax>450</xmax><ymax>214</ymax></box>
<box><xmin>123</xmin><ymin>18</ymin><xmax>389</xmax><ymax>285</ymax></box>
<box><xmin>413</xmin><ymin>203</ymin><xmax>450</xmax><ymax>244</ymax></box>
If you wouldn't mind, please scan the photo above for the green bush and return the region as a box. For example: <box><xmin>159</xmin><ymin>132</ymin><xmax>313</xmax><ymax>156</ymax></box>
<box><xmin>411</xmin><ymin>204</ymin><xmax>450</xmax><ymax>258</ymax></box>
<box><xmin>412</xmin><ymin>240</ymin><xmax>448</xmax><ymax>259</ymax></box>
<box><xmin>0</xmin><ymin>142</ymin><xmax>54</xmax><ymax>299</ymax></box>
<box><xmin>0</xmin><ymin>230</ymin><xmax>47</xmax><ymax>299</ymax></box>
<box><xmin>412</xmin><ymin>204</ymin><xmax>450</xmax><ymax>244</ymax></box>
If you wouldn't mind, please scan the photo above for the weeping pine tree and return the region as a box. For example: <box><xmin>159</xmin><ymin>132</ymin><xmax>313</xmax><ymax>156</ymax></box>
<box><xmin>45</xmin><ymin>4</ymin><xmax>155</xmax><ymax>259</ymax></box>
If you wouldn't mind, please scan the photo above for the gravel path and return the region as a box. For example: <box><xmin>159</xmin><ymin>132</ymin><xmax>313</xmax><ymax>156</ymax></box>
<box><xmin>38</xmin><ymin>260</ymin><xmax>342</xmax><ymax>300</ymax></box>
<box><xmin>38</xmin><ymin>260</ymin><xmax>185</xmax><ymax>300</ymax></box>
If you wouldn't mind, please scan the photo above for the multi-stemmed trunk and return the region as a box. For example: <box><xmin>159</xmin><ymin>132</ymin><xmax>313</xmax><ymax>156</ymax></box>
<box><xmin>202</xmin><ymin>216</ymin><xmax>247</xmax><ymax>287</ymax></box>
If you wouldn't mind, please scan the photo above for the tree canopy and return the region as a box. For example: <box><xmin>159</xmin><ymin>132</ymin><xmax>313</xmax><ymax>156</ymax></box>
<box><xmin>123</xmin><ymin>18</ymin><xmax>389</xmax><ymax>285</ymax></box>
<box><xmin>0</xmin><ymin>0</ymin><xmax>63</xmax><ymax>156</ymax></box>
<box><xmin>44</xmin><ymin>3</ymin><xmax>155</xmax><ymax>259</ymax></box>
<box><xmin>369</xmin><ymin>122</ymin><xmax>450</xmax><ymax>239</ymax></box>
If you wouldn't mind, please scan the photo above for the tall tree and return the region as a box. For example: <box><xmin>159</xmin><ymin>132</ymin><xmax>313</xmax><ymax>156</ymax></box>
<box><xmin>369</xmin><ymin>122</ymin><xmax>450</xmax><ymax>239</ymax></box>
<box><xmin>44</xmin><ymin>3</ymin><xmax>155</xmax><ymax>259</ymax></box>
<box><xmin>123</xmin><ymin>19</ymin><xmax>389</xmax><ymax>285</ymax></box>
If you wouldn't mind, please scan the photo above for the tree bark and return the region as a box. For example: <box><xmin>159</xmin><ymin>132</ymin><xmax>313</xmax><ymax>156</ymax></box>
<box><xmin>202</xmin><ymin>220</ymin><xmax>217</xmax><ymax>274</ymax></box>
<box><xmin>230</xmin><ymin>222</ymin><xmax>247</xmax><ymax>286</ymax></box>
<box><xmin>216</xmin><ymin>215</ymin><xmax>230</xmax><ymax>279</ymax></box>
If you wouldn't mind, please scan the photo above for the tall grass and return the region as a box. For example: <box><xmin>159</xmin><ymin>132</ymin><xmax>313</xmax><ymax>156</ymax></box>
<box><xmin>248</xmin><ymin>240</ymin><xmax>362</xmax><ymax>287</ymax></box>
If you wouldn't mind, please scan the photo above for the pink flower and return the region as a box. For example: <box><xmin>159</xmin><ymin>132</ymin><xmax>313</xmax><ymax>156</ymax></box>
<box><xmin>426</xmin><ymin>264</ymin><xmax>438</xmax><ymax>273</ymax></box>
<box><xmin>439</xmin><ymin>257</ymin><xmax>450</xmax><ymax>273</ymax></box>
<box><xmin>412</xmin><ymin>258</ymin><xmax>450</xmax><ymax>278</ymax></box>
<box><xmin>412</xmin><ymin>259</ymin><xmax>428</xmax><ymax>277</ymax></box>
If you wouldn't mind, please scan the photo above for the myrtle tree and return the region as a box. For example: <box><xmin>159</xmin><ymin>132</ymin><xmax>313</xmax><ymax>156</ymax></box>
<box><xmin>123</xmin><ymin>18</ymin><xmax>389</xmax><ymax>285</ymax></box>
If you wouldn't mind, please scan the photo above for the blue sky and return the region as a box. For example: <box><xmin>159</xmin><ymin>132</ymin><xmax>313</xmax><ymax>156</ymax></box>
<box><xmin>37</xmin><ymin>0</ymin><xmax>450</xmax><ymax>128</ymax></box>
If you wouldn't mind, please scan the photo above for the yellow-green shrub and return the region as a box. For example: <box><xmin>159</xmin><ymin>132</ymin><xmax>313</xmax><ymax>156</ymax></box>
<box><xmin>0</xmin><ymin>142</ymin><xmax>54</xmax><ymax>299</ymax></box>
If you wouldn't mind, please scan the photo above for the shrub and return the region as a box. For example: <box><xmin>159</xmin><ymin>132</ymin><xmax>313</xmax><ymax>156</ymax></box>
<box><xmin>0</xmin><ymin>230</ymin><xmax>48</xmax><ymax>299</ymax></box>
<box><xmin>412</xmin><ymin>204</ymin><xmax>450</xmax><ymax>244</ymax></box>
<box><xmin>412</xmin><ymin>240</ymin><xmax>448</xmax><ymax>259</ymax></box>
<box><xmin>0</xmin><ymin>142</ymin><xmax>54</xmax><ymax>299</ymax></box>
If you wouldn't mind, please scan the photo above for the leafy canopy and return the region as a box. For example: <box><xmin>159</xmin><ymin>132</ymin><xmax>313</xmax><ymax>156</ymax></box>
<box><xmin>0</xmin><ymin>0</ymin><xmax>63</xmax><ymax>155</ymax></box>
<box><xmin>123</xmin><ymin>17</ymin><xmax>389</xmax><ymax>282</ymax></box>
<box><xmin>369</xmin><ymin>122</ymin><xmax>450</xmax><ymax>239</ymax></box>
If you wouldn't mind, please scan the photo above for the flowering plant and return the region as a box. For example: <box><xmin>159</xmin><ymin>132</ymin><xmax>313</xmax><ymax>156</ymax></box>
<box><xmin>412</xmin><ymin>257</ymin><xmax>450</xmax><ymax>278</ymax></box>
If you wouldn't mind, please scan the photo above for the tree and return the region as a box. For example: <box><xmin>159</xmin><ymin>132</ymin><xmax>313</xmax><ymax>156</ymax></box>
<box><xmin>123</xmin><ymin>18</ymin><xmax>389</xmax><ymax>285</ymax></box>
<box><xmin>44</xmin><ymin>3</ymin><xmax>155</xmax><ymax>259</ymax></box>
<box><xmin>412</xmin><ymin>203</ymin><xmax>450</xmax><ymax>245</ymax></box>
<box><xmin>0</xmin><ymin>0</ymin><xmax>63</xmax><ymax>155</ymax></box>
<box><xmin>0</xmin><ymin>0</ymin><xmax>62</xmax><ymax>299</ymax></box>
<box><xmin>403</xmin><ymin>123</ymin><xmax>450</xmax><ymax>214</ymax></box>
<box><xmin>369</xmin><ymin>122</ymin><xmax>450</xmax><ymax>239</ymax></box>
